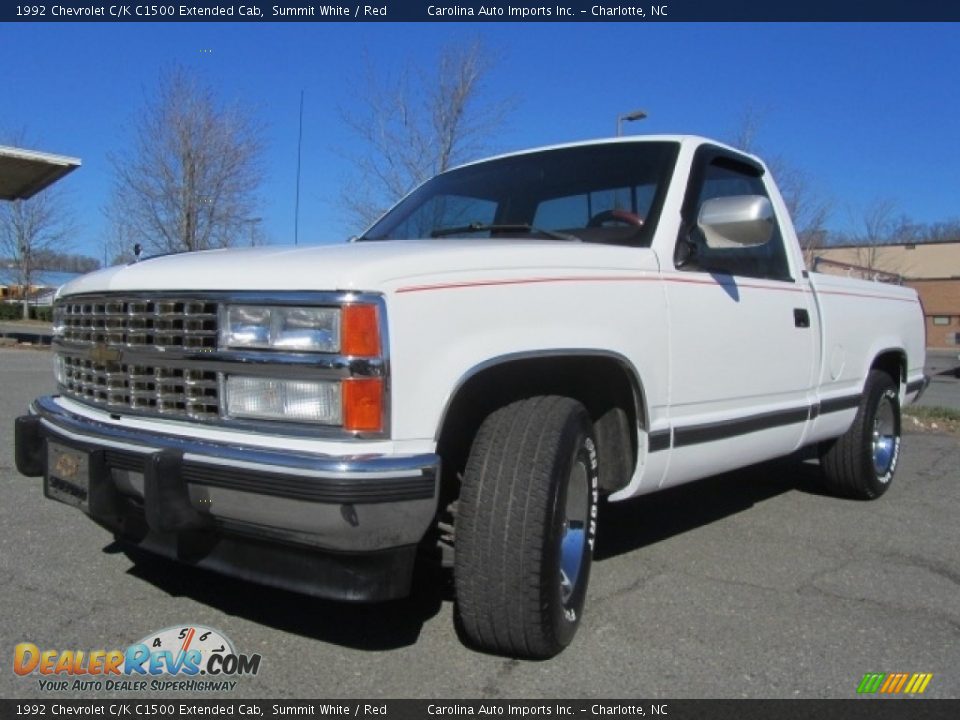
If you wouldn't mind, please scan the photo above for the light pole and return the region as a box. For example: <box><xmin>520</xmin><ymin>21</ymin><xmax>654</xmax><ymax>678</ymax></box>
<box><xmin>617</xmin><ymin>109</ymin><xmax>648</xmax><ymax>136</ymax></box>
<box><xmin>242</xmin><ymin>217</ymin><xmax>263</xmax><ymax>246</ymax></box>
<box><xmin>20</xmin><ymin>243</ymin><xmax>30</xmax><ymax>320</ymax></box>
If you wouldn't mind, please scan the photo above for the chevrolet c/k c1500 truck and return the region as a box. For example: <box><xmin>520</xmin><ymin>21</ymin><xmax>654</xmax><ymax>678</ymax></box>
<box><xmin>16</xmin><ymin>136</ymin><xmax>928</xmax><ymax>658</ymax></box>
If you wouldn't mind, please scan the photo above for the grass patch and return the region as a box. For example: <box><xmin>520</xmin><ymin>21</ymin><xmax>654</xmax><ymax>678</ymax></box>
<box><xmin>905</xmin><ymin>406</ymin><xmax>960</xmax><ymax>422</ymax></box>
<box><xmin>904</xmin><ymin>406</ymin><xmax>960</xmax><ymax>435</ymax></box>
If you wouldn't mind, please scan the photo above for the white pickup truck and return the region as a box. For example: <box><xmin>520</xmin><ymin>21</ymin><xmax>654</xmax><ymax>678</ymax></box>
<box><xmin>16</xmin><ymin>135</ymin><xmax>928</xmax><ymax>658</ymax></box>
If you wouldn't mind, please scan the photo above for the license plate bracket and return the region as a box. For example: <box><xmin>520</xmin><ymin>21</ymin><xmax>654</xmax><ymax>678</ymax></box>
<box><xmin>45</xmin><ymin>442</ymin><xmax>90</xmax><ymax>511</ymax></box>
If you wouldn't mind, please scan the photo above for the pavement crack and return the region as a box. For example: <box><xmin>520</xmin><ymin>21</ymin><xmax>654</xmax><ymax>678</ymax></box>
<box><xmin>798</xmin><ymin>558</ymin><xmax>960</xmax><ymax>634</ymax></box>
<box><xmin>16</xmin><ymin>580</ymin><xmax>77</xmax><ymax>605</ymax></box>
<box><xmin>887</xmin><ymin>552</ymin><xmax>960</xmax><ymax>587</ymax></box>
<box><xmin>674</xmin><ymin>568</ymin><xmax>803</xmax><ymax>596</ymax></box>
<box><xmin>592</xmin><ymin>570</ymin><xmax>667</xmax><ymax>605</ymax></box>
<box><xmin>480</xmin><ymin>658</ymin><xmax>519</xmax><ymax>698</ymax></box>
<box><xmin>801</xmin><ymin>582</ymin><xmax>960</xmax><ymax>634</ymax></box>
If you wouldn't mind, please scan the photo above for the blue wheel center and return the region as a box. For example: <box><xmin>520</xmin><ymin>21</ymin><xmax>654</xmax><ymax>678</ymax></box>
<box><xmin>560</xmin><ymin>455</ymin><xmax>590</xmax><ymax>605</ymax></box>
<box><xmin>873</xmin><ymin>436</ymin><xmax>895</xmax><ymax>474</ymax></box>
<box><xmin>560</xmin><ymin>526</ymin><xmax>585</xmax><ymax>596</ymax></box>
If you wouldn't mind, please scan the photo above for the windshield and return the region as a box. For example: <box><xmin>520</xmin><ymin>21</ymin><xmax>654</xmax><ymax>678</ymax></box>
<box><xmin>361</xmin><ymin>141</ymin><xmax>680</xmax><ymax>246</ymax></box>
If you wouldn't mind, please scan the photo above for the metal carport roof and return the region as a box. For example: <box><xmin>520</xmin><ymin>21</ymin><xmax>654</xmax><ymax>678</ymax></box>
<box><xmin>0</xmin><ymin>145</ymin><xmax>81</xmax><ymax>200</ymax></box>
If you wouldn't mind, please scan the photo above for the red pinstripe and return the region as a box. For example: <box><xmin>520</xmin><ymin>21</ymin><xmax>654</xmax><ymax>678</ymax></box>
<box><xmin>395</xmin><ymin>274</ymin><xmax>919</xmax><ymax>304</ymax></box>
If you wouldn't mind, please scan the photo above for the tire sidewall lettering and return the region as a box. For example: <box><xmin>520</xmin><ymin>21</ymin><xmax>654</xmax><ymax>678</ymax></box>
<box><xmin>584</xmin><ymin>436</ymin><xmax>599</xmax><ymax>552</ymax></box>
<box><xmin>556</xmin><ymin>428</ymin><xmax>599</xmax><ymax>631</ymax></box>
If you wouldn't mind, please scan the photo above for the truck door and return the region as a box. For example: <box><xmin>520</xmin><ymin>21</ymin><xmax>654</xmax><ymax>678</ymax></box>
<box><xmin>660</xmin><ymin>147</ymin><xmax>818</xmax><ymax>488</ymax></box>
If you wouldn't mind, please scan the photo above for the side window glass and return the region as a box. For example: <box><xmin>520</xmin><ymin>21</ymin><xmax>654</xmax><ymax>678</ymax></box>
<box><xmin>680</xmin><ymin>157</ymin><xmax>792</xmax><ymax>281</ymax></box>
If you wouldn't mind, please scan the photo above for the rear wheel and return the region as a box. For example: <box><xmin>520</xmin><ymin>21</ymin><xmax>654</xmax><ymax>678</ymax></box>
<box><xmin>820</xmin><ymin>369</ymin><xmax>901</xmax><ymax>499</ymax></box>
<box><xmin>454</xmin><ymin>396</ymin><xmax>598</xmax><ymax>658</ymax></box>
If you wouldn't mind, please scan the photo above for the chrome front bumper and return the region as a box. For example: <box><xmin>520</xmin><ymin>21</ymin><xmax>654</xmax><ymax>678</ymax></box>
<box><xmin>16</xmin><ymin>396</ymin><xmax>441</xmax><ymax>601</ymax></box>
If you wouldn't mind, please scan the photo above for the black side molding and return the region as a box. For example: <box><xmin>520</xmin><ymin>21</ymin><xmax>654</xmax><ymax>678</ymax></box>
<box><xmin>648</xmin><ymin>429</ymin><xmax>672</xmax><ymax>453</ymax></box>
<box><xmin>646</xmin><ymin>392</ymin><xmax>864</xmax><ymax>452</ymax></box>
<box><xmin>673</xmin><ymin>406</ymin><xmax>811</xmax><ymax>448</ymax></box>
<box><xmin>819</xmin><ymin>395</ymin><xmax>862</xmax><ymax>415</ymax></box>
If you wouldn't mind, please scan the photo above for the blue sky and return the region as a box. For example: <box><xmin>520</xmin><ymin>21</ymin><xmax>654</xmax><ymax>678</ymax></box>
<box><xmin>1</xmin><ymin>22</ymin><xmax>958</xmax><ymax>261</ymax></box>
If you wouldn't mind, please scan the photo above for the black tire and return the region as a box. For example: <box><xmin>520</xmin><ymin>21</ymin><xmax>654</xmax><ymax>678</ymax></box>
<box><xmin>454</xmin><ymin>396</ymin><xmax>599</xmax><ymax>659</ymax></box>
<box><xmin>819</xmin><ymin>369</ymin><xmax>901</xmax><ymax>500</ymax></box>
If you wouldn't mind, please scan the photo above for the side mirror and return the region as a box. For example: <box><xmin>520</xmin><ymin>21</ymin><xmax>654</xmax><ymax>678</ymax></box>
<box><xmin>697</xmin><ymin>195</ymin><xmax>774</xmax><ymax>249</ymax></box>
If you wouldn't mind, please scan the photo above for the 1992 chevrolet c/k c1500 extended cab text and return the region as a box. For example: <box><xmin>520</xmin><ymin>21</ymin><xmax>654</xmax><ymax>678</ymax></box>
<box><xmin>15</xmin><ymin>136</ymin><xmax>928</xmax><ymax>658</ymax></box>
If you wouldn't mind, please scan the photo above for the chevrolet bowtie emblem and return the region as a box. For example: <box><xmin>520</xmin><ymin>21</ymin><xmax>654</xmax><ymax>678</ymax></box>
<box><xmin>54</xmin><ymin>453</ymin><xmax>82</xmax><ymax>481</ymax></box>
<box><xmin>89</xmin><ymin>343</ymin><xmax>122</xmax><ymax>364</ymax></box>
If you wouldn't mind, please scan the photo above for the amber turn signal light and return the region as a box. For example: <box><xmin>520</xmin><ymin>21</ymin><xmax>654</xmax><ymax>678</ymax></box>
<box><xmin>343</xmin><ymin>378</ymin><xmax>384</xmax><ymax>432</ymax></box>
<box><xmin>341</xmin><ymin>304</ymin><xmax>380</xmax><ymax>357</ymax></box>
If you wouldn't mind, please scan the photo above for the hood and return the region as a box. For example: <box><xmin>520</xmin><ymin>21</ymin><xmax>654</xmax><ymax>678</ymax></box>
<box><xmin>58</xmin><ymin>240</ymin><xmax>658</xmax><ymax>298</ymax></box>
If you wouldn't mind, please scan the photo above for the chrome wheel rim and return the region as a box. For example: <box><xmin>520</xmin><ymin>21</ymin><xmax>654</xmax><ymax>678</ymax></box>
<box><xmin>872</xmin><ymin>395</ymin><xmax>897</xmax><ymax>476</ymax></box>
<box><xmin>560</xmin><ymin>456</ymin><xmax>589</xmax><ymax>604</ymax></box>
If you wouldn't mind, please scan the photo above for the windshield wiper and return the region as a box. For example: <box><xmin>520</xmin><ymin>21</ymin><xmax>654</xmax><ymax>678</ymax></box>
<box><xmin>429</xmin><ymin>222</ymin><xmax>580</xmax><ymax>242</ymax></box>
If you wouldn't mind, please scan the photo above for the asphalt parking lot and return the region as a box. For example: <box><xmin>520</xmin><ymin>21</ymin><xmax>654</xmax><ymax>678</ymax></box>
<box><xmin>1</xmin><ymin>347</ymin><xmax>958</xmax><ymax>700</ymax></box>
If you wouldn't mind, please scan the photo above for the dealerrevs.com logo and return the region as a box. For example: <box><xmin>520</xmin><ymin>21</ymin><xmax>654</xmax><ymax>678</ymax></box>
<box><xmin>14</xmin><ymin>625</ymin><xmax>262</xmax><ymax>692</ymax></box>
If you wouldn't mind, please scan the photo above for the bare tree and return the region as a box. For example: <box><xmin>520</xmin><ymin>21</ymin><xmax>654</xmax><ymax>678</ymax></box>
<box><xmin>103</xmin><ymin>215</ymin><xmax>139</xmax><ymax>266</ymax></box>
<box><xmin>340</xmin><ymin>39</ymin><xmax>512</xmax><ymax>231</ymax></box>
<box><xmin>108</xmin><ymin>67</ymin><xmax>264</xmax><ymax>255</ymax></box>
<box><xmin>778</xmin><ymin>165</ymin><xmax>831</xmax><ymax>266</ymax></box>
<box><xmin>853</xmin><ymin>198</ymin><xmax>898</xmax><ymax>271</ymax></box>
<box><xmin>728</xmin><ymin>108</ymin><xmax>832</xmax><ymax>267</ymax></box>
<box><xmin>0</xmin><ymin>193</ymin><xmax>75</xmax><ymax>318</ymax></box>
<box><xmin>0</xmin><ymin>136</ymin><xmax>76</xmax><ymax>319</ymax></box>
<box><xmin>925</xmin><ymin>218</ymin><xmax>960</xmax><ymax>243</ymax></box>
<box><xmin>728</xmin><ymin>105</ymin><xmax>766</xmax><ymax>156</ymax></box>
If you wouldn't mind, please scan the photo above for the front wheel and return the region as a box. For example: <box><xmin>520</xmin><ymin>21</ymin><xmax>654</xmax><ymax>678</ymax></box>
<box><xmin>820</xmin><ymin>369</ymin><xmax>902</xmax><ymax>499</ymax></box>
<box><xmin>454</xmin><ymin>396</ymin><xmax>599</xmax><ymax>658</ymax></box>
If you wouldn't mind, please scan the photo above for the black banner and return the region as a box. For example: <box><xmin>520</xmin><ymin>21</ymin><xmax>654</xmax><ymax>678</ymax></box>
<box><xmin>3</xmin><ymin>1</ymin><xmax>960</xmax><ymax>23</ymax></box>
<box><xmin>2</xmin><ymin>700</ymin><xmax>960</xmax><ymax>720</ymax></box>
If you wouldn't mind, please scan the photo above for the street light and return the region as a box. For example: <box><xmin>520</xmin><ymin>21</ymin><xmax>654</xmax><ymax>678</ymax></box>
<box><xmin>617</xmin><ymin>109</ymin><xmax>648</xmax><ymax>136</ymax></box>
<box><xmin>18</xmin><ymin>244</ymin><xmax>29</xmax><ymax>319</ymax></box>
<box><xmin>242</xmin><ymin>217</ymin><xmax>263</xmax><ymax>246</ymax></box>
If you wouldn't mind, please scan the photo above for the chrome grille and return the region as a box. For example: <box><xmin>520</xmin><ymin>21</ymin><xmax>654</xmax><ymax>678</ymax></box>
<box><xmin>59</xmin><ymin>354</ymin><xmax>219</xmax><ymax>420</ymax></box>
<box><xmin>55</xmin><ymin>295</ymin><xmax>221</xmax><ymax>420</ymax></box>
<box><xmin>57</xmin><ymin>298</ymin><xmax>218</xmax><ymax>349</ymax></box>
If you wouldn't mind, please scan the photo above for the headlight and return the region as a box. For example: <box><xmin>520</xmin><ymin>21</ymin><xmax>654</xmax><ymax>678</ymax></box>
<box><xmin>221</xmin><ymin>305</ymin><xmax>341</xmax><ymax>352</ymax></box>
<box><xmin>52</xmin><ymin>305</ymin><xmax>65</xmax><ymax>338</ymax></box>
<box><xmin>224</xmin><ymin>376</ymin><xmax>342</xmax><ymax>424</ymax></box>
<box><xmin>219</xmin><ymin>300</ymin><xmax>385</xmax><ymax>432</ymax></box>
<box><xmin>53</xmin><ymin>354</ymin><xmax>67</xmax><ymax>386</ymax></box>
